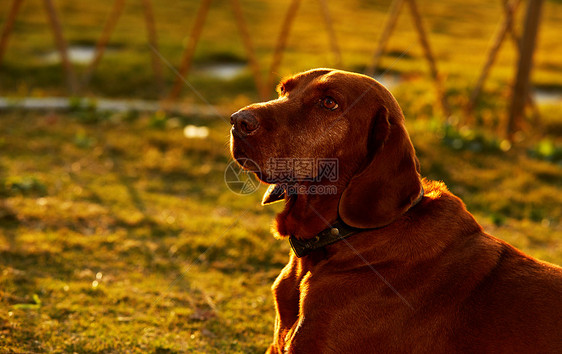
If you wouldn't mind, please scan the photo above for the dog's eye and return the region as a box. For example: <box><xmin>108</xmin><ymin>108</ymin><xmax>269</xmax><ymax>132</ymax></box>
<box><xmin>321</xmin><ymin>97</ymin><xmax>338</xmax><ymax>110</ymax></box>
<box><xmin>279</xmin><ymin>84</ymin><xmax>286</xmax><ymax>95</ymax></box>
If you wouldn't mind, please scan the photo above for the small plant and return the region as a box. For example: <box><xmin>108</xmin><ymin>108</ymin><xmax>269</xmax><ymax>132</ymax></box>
<box><xmin>4</xmin><ymin>175</ymin><xmax>47</xmax><ymax>196</ymax></box>
<box><xmin>73</xmin><ymin>129</ymin><xmax>96</xmax><ymax>148</ymax></box>
<box><xmin>528</xmin><ymin>139</ymin><xmax>562</xmax><ymax>165</ymax></box>
<box><xmin>69</xmin><ymin>97</ymin><xmax>109</xmax><ymax>124</ymax></box>
<box><xmin>69</xmin><ymin>97</ymin><xmax>94</xmax><ymax>112</ymax></box>
<box><xmin>13</xmin><ymin>294</ymin><xmax>42</xmax><ymax>310</ymax></box>
<box><xmin>440</xmin><ymin>123</ymin><xmax>503</xmax><ymax>153</ymax></box>
<box><xmin>149</xmin><ymin>110</ymin><xmax>168</xmax><ymax>129</ymax></box>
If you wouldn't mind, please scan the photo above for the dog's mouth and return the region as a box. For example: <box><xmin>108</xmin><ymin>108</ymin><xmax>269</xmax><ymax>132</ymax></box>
<box><xmin>231</xmin><ymin>128</ymin><xmax>299</xmax><ymax>193</ymax></box>
<box><xmin>239</xmin><ymin>158</ymin><xmax>261</xmax><ymax>173</ymax></box>
<box><xmin>231</xmin><ymin>130</ymin><xmax>301</xmax><ymax>208</ymax></box>
<box><xmin>231</xmin><ymin>129</ymin><xmax>257</xmax><ymax>166</ymax></box>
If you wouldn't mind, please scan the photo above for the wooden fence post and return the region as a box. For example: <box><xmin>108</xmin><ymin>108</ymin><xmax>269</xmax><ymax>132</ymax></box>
<box><xmin>229</xmin><ymin>0</ymin><xmax>266</xmax><ymax>100</ymax></box>
<box><xmin>406</xmin><ymin>0</ymin><xmax>450</xmax><ymax>118</ymax></box>
<box><xmin>43</xmin><ymin>0</ymin><xmax>78</xmax><ymax>94</ymax></box>
<box><xmin>467</xmin><ymin>0</ymin><xmax>520</xmax><ymax>118</ymax></box>
<box><xmin>0</xmin><ymin>0</ymin><xmax>23</xmax><ymax>66</ymax></box>
<box><xmin>267</xmin><ymin>0</ymin><xmax>301</xmax><ymax>94</ymax></box>
<box><xmin>82</xmin><ymin>0</ymin><xmax>126</xmax><ymax>87</ymax></box>
<box><xmin>319</xmin><ymin>0</ymin><xmax>342</xmax><ymax>68</ymax></box>
<box><xmin>168</xmin><ymin>0</ymin><xmax>213</xmax><ymax>101</ymax></box>
<box><xmin>365</xmin><ymin>0</ymin><xmax>404</xmax><ymax>77</ymax></box>
<box><xmin>505</xmin><ymin>0</ymin><xmax>540</xmax><ymax>125</ymax></box>
<box><xmin>142</xmin><ymin>0</ymin><xmax>164</xmax><ymax>94</ymax></box>
<box><xmin>506</xmin><ymin>0</ymin><xmax>543</xmax><ymax>140</ymax></box>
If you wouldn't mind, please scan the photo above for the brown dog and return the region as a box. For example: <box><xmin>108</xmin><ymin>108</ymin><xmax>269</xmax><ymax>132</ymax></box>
<box><xmin>229</xmin><ymin>69</ymin><xmax>562</xmax><ymax>353</ymax></box>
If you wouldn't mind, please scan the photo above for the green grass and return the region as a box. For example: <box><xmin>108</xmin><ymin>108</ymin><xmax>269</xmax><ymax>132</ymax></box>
<box><xmin>0</xmin><ymin>110</ymin><xmax>285</xmax><ymax>352</ymax></box>
<box><xmin>1</xmin><ymin>107</ymin><xmax>561</xmax><ymax>352</ymax></box>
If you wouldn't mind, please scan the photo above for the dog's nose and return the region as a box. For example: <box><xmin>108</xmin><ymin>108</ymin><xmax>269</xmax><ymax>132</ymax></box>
<box><xmin>230</xmin><ymin>110</ymin><xmax>259</xmax><ymax>136</ymax></box>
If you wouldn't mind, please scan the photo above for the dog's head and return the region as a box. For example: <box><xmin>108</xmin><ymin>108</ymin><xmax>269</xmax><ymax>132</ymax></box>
<box><xmin>230</xmin><ymin>68</ymin><xmax>422</xmax><ymax>229</ymax></box>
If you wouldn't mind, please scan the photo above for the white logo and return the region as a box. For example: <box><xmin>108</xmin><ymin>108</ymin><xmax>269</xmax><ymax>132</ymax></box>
<box><xmin>224</xmin><ymin>158</ymin><xmax>260</xmax><ymax>195</ymax></box>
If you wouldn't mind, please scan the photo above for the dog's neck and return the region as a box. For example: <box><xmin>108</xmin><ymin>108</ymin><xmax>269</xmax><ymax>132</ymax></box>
<box><xmin>270</xmin><ymin>156</ymin><xmax>361</xmax><ymax>240</ymax></box>
<box><xmin>272</xmin><ymin>179</ymin><xmax>349</xmax><ymax>240</ymax></box>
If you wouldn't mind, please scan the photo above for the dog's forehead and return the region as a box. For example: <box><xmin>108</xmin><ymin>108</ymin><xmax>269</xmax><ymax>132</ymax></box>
<box><xmin>281</xmin><ymin>69</ymin><xmax>333</xmax><ymax>89</ymax></box>
<box><xmin>322</xmin><ymin>70</ymin><xmax>379</xmax><ymax>87</ymax></box>
<box><xmin>294</xmin><ymin>70</ymin><xmax>366</xmax><ymax>87</ymax></box>
<box><xmin>280</xmin><ymin>69</ymin><xmax>388</xmax><ymax>102</ymax></box>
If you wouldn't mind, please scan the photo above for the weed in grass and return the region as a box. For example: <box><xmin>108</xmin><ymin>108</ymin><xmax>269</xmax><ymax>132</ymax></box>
<box><xmin>528</xmin><ymin>138</ymin><xmax>562</xmax><ymax>165</ymax></box>
<box><xmin>3</xmin><ymin>175</ymin><xmax>48</xmax><ymax>197</ymax></box>
<box><xmin>440</xmin><ymin>123</ymin><xmax>503</xmax><ymax>153</ymax></box>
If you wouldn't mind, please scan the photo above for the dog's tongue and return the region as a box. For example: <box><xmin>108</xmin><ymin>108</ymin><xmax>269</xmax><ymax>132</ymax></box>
<box><xmin>261</xmin><ymin>184</ymin><xmax>286</xmax><ymax>205</ymax></box>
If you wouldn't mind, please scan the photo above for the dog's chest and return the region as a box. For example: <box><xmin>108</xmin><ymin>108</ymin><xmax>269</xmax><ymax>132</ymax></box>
<box><xmin>272</xmin><ymin>255</ymin><xmax>325</xmax><ymax>315</ymax></box>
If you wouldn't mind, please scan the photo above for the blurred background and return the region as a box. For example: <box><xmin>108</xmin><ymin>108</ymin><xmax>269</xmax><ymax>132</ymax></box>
<box><xmin>1</xmin><ymin>0</ymin><xmax>561</xmax><ymax>352</ymax></box>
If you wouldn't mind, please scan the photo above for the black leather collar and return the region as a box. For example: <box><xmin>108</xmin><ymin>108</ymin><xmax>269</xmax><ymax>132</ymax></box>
<box><xmin>288</xmin><ymin>187</ymin><xmax>424</xmax><ymax>258</ymax></box>
<box><xmin>289</xmin><ymin>219</ymin><xmax>360</xmax><ymax>258</ymax></box>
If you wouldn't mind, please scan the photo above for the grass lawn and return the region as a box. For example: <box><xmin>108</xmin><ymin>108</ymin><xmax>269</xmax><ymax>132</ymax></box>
<box><xmin>1</xmin><ymin>105</ymin><xmax>561</xmax><ymax>352</ymax></box>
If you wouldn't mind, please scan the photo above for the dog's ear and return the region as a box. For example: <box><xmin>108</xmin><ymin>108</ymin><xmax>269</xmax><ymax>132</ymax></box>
<box><xmin>339</xmin><ymin>106</ymin><xmax>422</xmax><ymax>228</ymax></box>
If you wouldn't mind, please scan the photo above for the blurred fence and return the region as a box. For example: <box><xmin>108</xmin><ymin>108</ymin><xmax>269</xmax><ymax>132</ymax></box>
<box><xmin>0</xmin><ymin>0</ymin><xmax>547</xmax><ymax>140</ymax></box>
